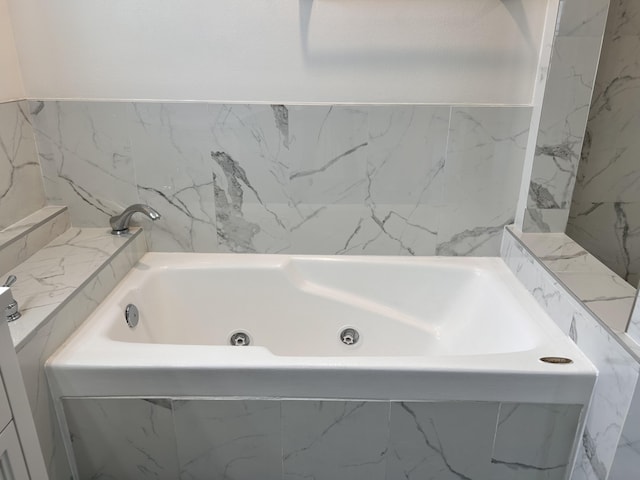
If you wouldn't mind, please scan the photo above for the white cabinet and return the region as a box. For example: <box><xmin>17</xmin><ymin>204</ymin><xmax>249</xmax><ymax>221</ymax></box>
<box><xmin>0</xmin><ymin>375</ymin><xmax>10</xmax><ymax>432</ymax></box>
<box><xmin>0</xmin><ymin>423</ymin><xmax>29</xmax><ymax>480</ymax></box>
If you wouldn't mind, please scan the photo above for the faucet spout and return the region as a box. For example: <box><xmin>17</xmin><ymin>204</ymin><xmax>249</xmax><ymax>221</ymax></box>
<box><xmin>110</xmin><ymin>204</ymin><xmax>161</xmax><ymax>235</ymax></box>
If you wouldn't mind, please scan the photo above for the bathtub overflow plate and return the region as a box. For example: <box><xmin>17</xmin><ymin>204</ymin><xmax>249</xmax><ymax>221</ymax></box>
<box><xmin>340</xmin><ymin>328</ymin><xmax>359</xmax><ymax>346</ymax></box>
<box><xmin>540</xmin><ymin>356</ymin><xmax>573</xmax><ymax>365</ymax></box>
<box><xmin>230</xmin><ymin>331</ymin><xmax>251</xmax><ymax>346</ymax></box>
<box><xmin>125</xmin><ymin>304</ymin><xmax>139</xmax><ymax>328</ymax></box>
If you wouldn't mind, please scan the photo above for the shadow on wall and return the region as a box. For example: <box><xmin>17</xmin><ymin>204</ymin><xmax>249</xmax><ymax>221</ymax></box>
<box><xmin>297</xmin><ymin>0</ymin><xmax>539</xmax><ymax>68</ymax></box>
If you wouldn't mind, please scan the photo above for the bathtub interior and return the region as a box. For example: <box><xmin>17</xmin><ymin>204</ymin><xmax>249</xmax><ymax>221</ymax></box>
<box><xmin>103</xmin><ymin>255</ymin><xmax>545</xmax><ymax>356</ymax></box>
<box><xmin>59</xmin><ymin>396</ymin><xmax>586</xmax><ymax>480</ymax></box>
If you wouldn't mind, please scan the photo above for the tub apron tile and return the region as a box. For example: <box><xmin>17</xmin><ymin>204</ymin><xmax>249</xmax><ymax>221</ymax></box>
<box><xmin>282</xmin><ymin>400</ymin><xmax>389</xmax><ymax>480</ymax></box>
<box><xmin>63</xmin><ymin>397</ymin><xmax>179</xmax><ymax>480</ymax></box>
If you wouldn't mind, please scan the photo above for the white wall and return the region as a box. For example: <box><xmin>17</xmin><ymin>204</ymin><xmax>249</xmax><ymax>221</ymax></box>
<box><xmin>0</xmin><ymin>0</ymin><xmax>24</xmax><ymax>101</ymax></box>
<box><xmin>8</xmin><ymin>0</ymin><xmax>548</xmax><ymax>104</ymax></box>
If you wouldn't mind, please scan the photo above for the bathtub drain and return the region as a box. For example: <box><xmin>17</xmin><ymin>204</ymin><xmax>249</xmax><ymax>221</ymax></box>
<box><xmin>340</xmin><ymin>328</ymin><xmax>359</xmax><ymax>346</ymax></box>
<box><xmin>230</xmin><ymin>331</ymin><xmax>251</xmax><ymax>346</ymax></box>
<box><xmin>125</xmin><ymin>304</ymin><xmax>139</xmax><ymax>328</ymax></box>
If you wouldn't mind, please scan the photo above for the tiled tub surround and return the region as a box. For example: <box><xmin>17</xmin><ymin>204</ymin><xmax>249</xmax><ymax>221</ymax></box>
<box><xmin>0</xmin><ymin>100</ymin><xmax>46</xmax><ymax>229</ymax></box>
<box><xmin>59</xmin><ymin>397</ymin><xmax>584</xmax><ymax>480</ymax></box>
<box><xmin>29</xmin><ymin>101</ymin><xmax>531</xmax><ymax>256</ymax></box>
<box><xmin>501</xmin><ymin>230</ymin><xmax>640</xmax><ymax>480</ymax></box>
<box><xmin>1</xmin><ymin>228</ymin><xmax>147</xmax><ymax>480</ymax></box>
<box><xmin>567</xmin><ymin>0</ymin><xmax>640</xmax><ymax>288</ymax></box>
<box><xmin>523</xmin><ymin>0</ymin><xmax>609</xmax><ymax>232</ymax></box>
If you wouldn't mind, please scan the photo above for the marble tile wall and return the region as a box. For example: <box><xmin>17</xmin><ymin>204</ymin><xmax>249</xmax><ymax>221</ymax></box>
<box><xmin>523</xmin><ymin>0</ymin><xmax>609</xmax><ymax>232</ymax></box>
<box><xmin>0</xmin><ymin>100</ymin><xmax>46</xmax><ymax>229</ymax></box>
<box><xmin>501</xmin><ymin>230</ymin><xmax>640</xmax><ymax>480</ymax></box>
<box><xmin>567</xmin><ymin>0</ymin><xmax>640</xmax><ymax>287</ymax></box>
<box><xmin>60</xmin><ymin>397</ymin><xmax>583</xmax><ymax>480</ymax></box>
<box><xmin>29</xmin><ymin>101</ymin><xmax>531</xmax><ymax>256</ymax></box>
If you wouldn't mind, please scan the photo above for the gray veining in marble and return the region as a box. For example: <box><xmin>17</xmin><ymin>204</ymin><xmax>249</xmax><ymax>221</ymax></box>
<box><xmin>0</xmin><ymin>101</ymin><xmax>46</xmax><ymax>230</ymax></box>
<box><xmin>387</xmin><ymin>401</ymin><xmax>498</xmax><ymax>480</ymax></box>
<box><xmin>63</xmin><ymin>398</ymin><xmax>179</xmax><ymax>479</ymax></box>
<box><xmin>523</xmin><ymin>0</ymin><xmax>609</xmax><ymax>233</ymax></box>
<box><xmin>28</xmin><ymin>101</ymin><xmax>533</xmax><ymax>257</ymax></box>
<box><xmin>173</xmin><ymin>399</ymin><xmax>281</xmax><ymax>480</ymax></box>
<box><xmin>30</xmin><ymin>101</ymin><xmax>138</xmax><ymax>228</ymax></box>
<box><xmin>491</xmin><ymin>403</ymin><xmax>582</xmax><ymax>480</ymax></box>
<box><xmin>437</xmin><ymin>106</ymin><xmax>531</xmax><ymax>256</ymax></box>
<box><xmin>526</xmin><ymin>36</ymin><xmax>602</xmax><ymax>224</ymax></box>
<box><xmin>58</xmin><ymin>396</ymin><xmax>585</xmax><ymax>480</ymax></box>
<box><xmin>282</xmin><ymin>400</ymin><xmax>389</xmax><ymax>480</ymax></box>
<box><xmin>567</xmin><ymin>0</ymin><xmax>640</xmax><ymax>287</ymax></box>
<box><xmin>608</xmin><ymin>380</ymin><xmax>640</xmax><ymax>479</ymax></box>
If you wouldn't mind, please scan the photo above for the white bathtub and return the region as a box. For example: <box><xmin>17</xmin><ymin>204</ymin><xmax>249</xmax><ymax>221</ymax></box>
<box><xmin>47</xmin><ymin>253</ymin><xmax>595</xmax><ymax>404</ymax></box>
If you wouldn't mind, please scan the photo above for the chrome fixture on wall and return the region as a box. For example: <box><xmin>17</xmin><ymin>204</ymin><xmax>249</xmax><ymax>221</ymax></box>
<box><xmin>109</xmin><ymin>204</ymin><xmax>161</xmax><ymax>235</ymax></box>
<box><xmin>2</xmin><ymin>275</ymin><xmax>21</xmax><ymax>322</ymax></box>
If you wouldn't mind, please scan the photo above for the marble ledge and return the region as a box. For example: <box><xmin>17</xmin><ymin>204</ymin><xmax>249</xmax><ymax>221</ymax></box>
<box><xmin>0</xmin><ymin>206</ymin><xmax>68</xmax><ymax>250</ymax></box>
<box><xmin>6</xmin><ymin>226</ymin><xmax>144</xmax><ymax>349</ymax></box>
<box><xmin>505</xmin><ymin>226</ymin><xmax>640</xmax><ymax>356</ymax></box>
<box><xmin>0</xmin><ymin>206</ymin><xmax>70</xmax><ymax>276</ymax></box>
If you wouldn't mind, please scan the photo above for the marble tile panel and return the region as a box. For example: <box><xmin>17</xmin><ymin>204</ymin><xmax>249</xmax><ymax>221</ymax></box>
<box><xmin>366</xmin><ymin>105</ymin><xmax>449</xmax><ymax>206</ymax></box>
<box><xmin>437</xmin><ymin>106</ymin><xmax>531</xmax><ymax>256</ymax></box>
<box><xmin>212</xmin><ymin>178</ymin><xmax>289</xmax><ymax>254</ymax></box>
<box><xmin>209</xmin><ymin>104</ymin><xmax>291</xmax><ymax>204</ymax></box>
<box><xmin>491</xmin><ymin>403</ymin><xmax>583</xmax><ymax>480</ymax></box>
<box><xmin>282</xmin><ymin>400</ymin><xmax>389</xmax><ymax>480</ymax></box>
<box><xmin>567</xmin><ymin>202</ymin><xmax>640</xmax><ymax>286</ymax></box>
<box><xmin>608</xmin><ymin>380</ymin><xmax>640</xmax><ymax>479</ymax></box>
<box><xmin>128</xmin><ymin>102</ymin><xmax>218</xmax><ymax>252</ymax></box>
<box><xmin>0</xmin><ymin>206</ymin><xmax>69</xmax><ymax>277</ymax></box>
<box><xmin>524</xmin><ymin>208</ymin><xmax>571</xmax><ymax>233</ymax></box>
<box><xmin>204</xmin><ymin>104</ymin><xmax>293</xmax><ymax>252</ymax></box>
<box><xmin>287</xmin><ymin>105</ymin><xmax>369</xmax><ymax>206</ymax></box>
<box><xmin>63</xmin><ymin>398</ymin><xmax>178</xmax><ymax>479</ymax></box>
<box><xmin>555</xmin><ymin>0</ymin><xmax>610</xmax><ymax>37</ymax></box>
<box><xmin>501</xmin><ymin>230</ymin><xmax>640</xmax><ymax>480</ymax></box>
<box><xmin>0</xmin><ymin>100</ymin><xmax>46</xmax><ymax>229</ymax></box>
<box><xmin>173</xmin><ymin>399</ymin><xmax>281</xmax><ymax>480</ymax></box>
<box><xmin>605</xmin><ymin>0</ymin><xmax>640</xmax><ymax>38</ymax></box>
<box><xmin>575</xmin><ymin>34</ymin><xmax>640</xmax><ymax>204</ymax></box>
<box><xmin>528</xmin><ymin>36</ymin><xmax>602</xmax><ymax>216</ymax></box>
<box><xmin>29</xmin><ymin>100</ymin><xmax>139</xmax><ymax>227</ymax></box>
<box><xmin>284</xmin><ymin>203</ymin><xmax>438</xmax><ymax>256</ymax></box>
<box><xmin>386</xmin><ymin>401</ymin><xmax>498</xmax><ymax>480</ymax></box>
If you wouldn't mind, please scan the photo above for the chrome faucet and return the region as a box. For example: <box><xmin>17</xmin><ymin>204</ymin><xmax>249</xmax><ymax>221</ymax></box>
<box><xmin>110</xmin><ymin>204</ymin><xmax>161</xmax><ymax>235</ymax></box>
<box><xmin>2</xmin><ymin>275</ymin><xmax>21</xmax><ymax>322</ymax></box>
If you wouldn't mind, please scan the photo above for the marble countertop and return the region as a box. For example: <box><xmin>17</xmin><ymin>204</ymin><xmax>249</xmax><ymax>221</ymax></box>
<box><xmin>506</xmin><ymin>227</ymin><xmax>637</xmax><ymax>332</ymax></box>
<box><xmin>6</xmin><ymin>227</ymin><xmax>142</xmax><ymax>348</ymax></box>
